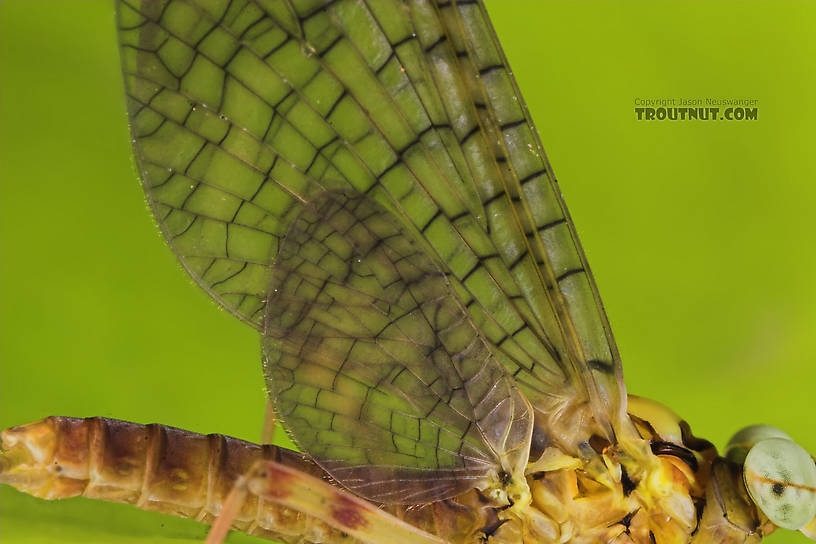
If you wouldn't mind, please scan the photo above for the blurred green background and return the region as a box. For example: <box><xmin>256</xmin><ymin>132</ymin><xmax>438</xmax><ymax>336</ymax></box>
<box><xmin>2</xmin><ymin>1</ymin><xmax>815</xmax><ymax>543</ymax></box>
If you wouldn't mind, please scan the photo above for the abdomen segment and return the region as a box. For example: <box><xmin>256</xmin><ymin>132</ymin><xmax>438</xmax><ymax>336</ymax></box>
<box><xmin>0</xmin><ymin>416</ymin><xmax>352</xmax><ymax>543</ymax></box>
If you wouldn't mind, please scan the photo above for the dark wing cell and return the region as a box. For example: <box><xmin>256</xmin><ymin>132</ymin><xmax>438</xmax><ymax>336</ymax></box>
<box><xmin>118</xmin><ymin>0</ymin><xmax>629</xmax><ymax>501</ymax></box>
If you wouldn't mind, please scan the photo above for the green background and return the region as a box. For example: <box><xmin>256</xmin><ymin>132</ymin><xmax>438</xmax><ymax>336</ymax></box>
<box><xmin>2</xmin><ymin>1</ymin><xmax>815</xmax><ymax>542</ymax></box>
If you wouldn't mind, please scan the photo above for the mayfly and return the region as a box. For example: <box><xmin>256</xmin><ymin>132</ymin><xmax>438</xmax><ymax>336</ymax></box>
<box><xmin>1</xmin><ymin>1</ymin><xmax>814</xmax><ymax>543</ymax></box>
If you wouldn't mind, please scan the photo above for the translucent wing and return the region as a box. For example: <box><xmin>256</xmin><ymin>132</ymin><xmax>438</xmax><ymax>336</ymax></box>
<box><xmin>117</xmin><ymin>0</ymin><xmax>628</xmax><ymax>501</ymax></box>
<box><xmin>263</xmin><ymin>191</ymin><xmax>532</xmax><ymax>502</ymax></box>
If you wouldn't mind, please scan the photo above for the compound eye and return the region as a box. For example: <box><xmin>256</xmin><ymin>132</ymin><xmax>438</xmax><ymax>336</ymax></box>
<box><xmin>725</xmin><ymin>425</ymin><xmax>792</xmax><ymax>464</ymax></box>
<box><xmin>743</xmin><ymin>437</ymin><xmax>816</xmax><ymax>530</ymax></box>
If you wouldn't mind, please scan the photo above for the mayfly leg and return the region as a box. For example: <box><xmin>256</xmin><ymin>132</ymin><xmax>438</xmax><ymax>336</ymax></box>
<box><xmin>261</xmin><ymin>400</ymin><xmax>277</xmax><ymax>445</ymax></box>
<box><xmin>206</xmin><ymin>459</ymin><xmax>447</xmax><ymax>544</ymax></box>
<box><xmin>205</xmin><ymin>468</ymin><xmax>252</xmax><ymax>544</ymax></box>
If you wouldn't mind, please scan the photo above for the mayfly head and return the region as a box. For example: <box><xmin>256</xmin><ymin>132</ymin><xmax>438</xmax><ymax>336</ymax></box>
<box><xmin>726</xmin><ymin>425</ymin><xmax>816</xmax><ymax>536</ymax></box>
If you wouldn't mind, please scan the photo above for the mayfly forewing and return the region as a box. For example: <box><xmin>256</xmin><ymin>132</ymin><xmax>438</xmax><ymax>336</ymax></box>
<box><xmin>447</xmin><ymin>1</ymin><xmax>630</xmax><ymax>441</ymax></box>
<box><xmin>263</xmin><ymin>191</ymin><xmax>532</xmax><ymax>503</ymax></box>
<box><xmin>118</xmin><ymin>0</ymin><xmax>532</xmax><ymax>504</ymax></box>
<box><xmin>117</xmin><ymin>0</ymin><xmax>631</xmax><ymax>502</ymax></box>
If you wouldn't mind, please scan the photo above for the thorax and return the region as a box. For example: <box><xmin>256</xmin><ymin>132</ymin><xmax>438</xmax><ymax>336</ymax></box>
<box><xmin>395</xmin><ymin>396</ymin><xmax>772</xmax><ymax>544</ymax></box>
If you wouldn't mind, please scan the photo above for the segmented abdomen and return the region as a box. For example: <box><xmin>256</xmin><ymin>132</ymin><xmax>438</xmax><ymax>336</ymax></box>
<box><xmin>0</xmin><ymin>416</ymin><xmax>358</xmax><ymax>543</ymax></box>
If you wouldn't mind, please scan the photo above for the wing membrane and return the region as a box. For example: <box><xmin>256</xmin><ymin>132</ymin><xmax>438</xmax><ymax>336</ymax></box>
<box><xmin>263</xmin><ymin>191</ymin><xmax>532</xmax><ymax>503</ymax></box>
<box><xmin>118</xmin><ymin>0</ymin><xmax>629</xmax><ymax>498</ymax></box>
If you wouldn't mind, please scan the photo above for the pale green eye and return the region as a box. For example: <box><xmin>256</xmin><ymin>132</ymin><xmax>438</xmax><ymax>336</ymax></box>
<box><xmin>743</xmin><ymin>437</ymin><xmax>816</xmax><ymax>530</ymax></box>
<box><xmin>725</xmin><ymin>425</ymin><xmax>792</xmax><ymax>464</ymax></box>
